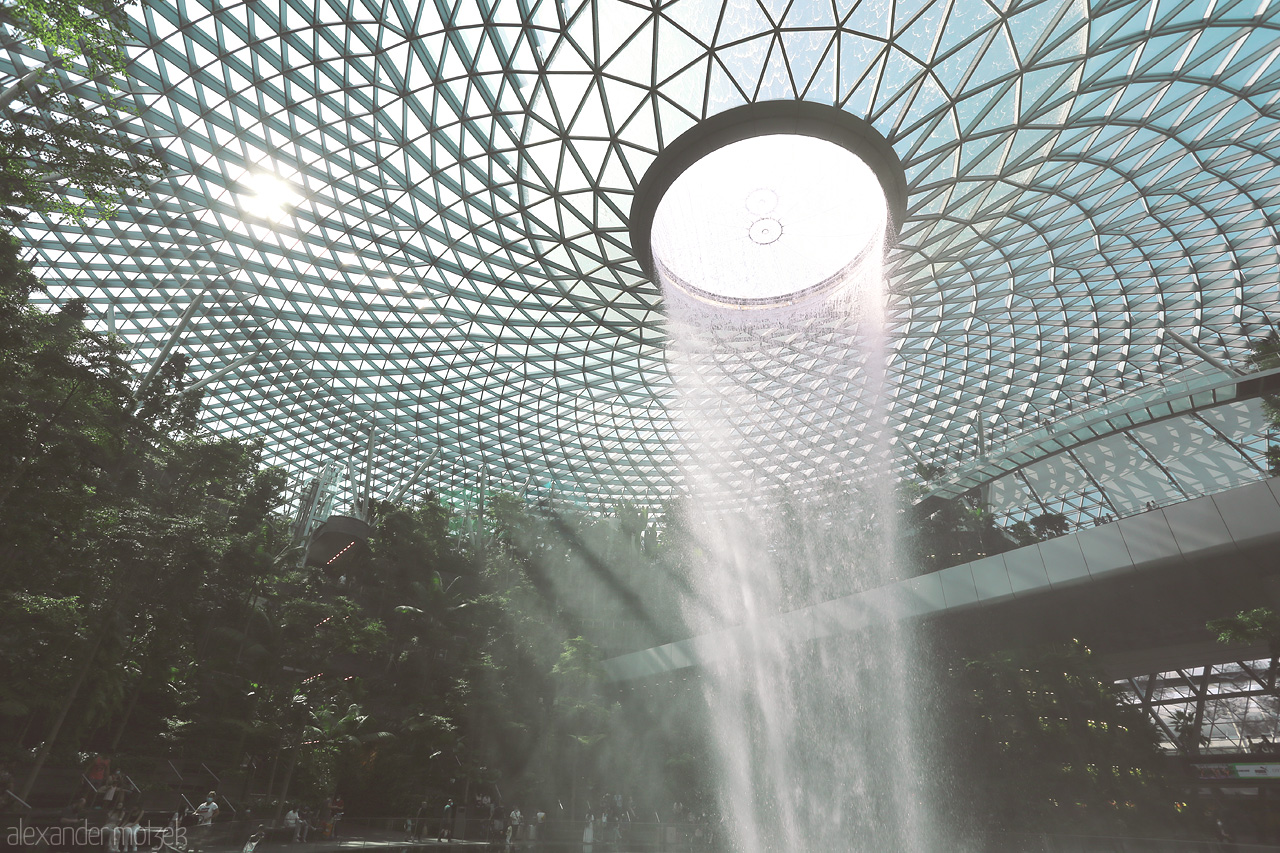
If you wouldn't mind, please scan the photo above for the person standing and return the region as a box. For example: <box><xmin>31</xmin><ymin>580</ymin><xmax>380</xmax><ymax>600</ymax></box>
<box><xmin>437</xmin><ymin>798</ymin><xmax>455</xmax><ymax>842</ymax></box>
<box><xmin>489</xmin><ymin>800</ymin><xmax>502</xmax><ymax>844</ymax></box>
<box><xmin>508</xmin><ymin>805</ymin><xmax>522</xmax><ymax>844</ymax></box>
<box><xmin>327</xmin><ymin>794</ymin><xmax>344</xmax><ymax>838</ymax></box>
<box><xmin>189</xmin><ymin>791</ymin><xmax>218</xmax><ymax>850</ymax></box>
<box><xmin>411</xmin><ymin>799</ymin><xmax>430</xmax><ymax>841</ymax></box>
<box><xmin>195</xmin><ymin>793</ymin><xmax>220</xmax><ymax>825</ymax></box>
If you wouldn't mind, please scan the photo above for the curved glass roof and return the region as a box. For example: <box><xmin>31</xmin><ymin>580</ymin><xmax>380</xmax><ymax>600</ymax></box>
<box><xmin>7</xmin><ymin>0</ymin><xmax>1280</xmax><ymax>513</ymax></box>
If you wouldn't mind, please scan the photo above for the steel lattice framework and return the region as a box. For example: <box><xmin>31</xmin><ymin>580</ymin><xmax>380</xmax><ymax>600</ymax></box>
<box><xmin>6</xmin><ymin>0</ymin><xmax>1280</xmax><ymax>512</ymax></box>
<box><xmin>1120</xmin><ymin>659</ymin><xmax>1280</xmax><ymax>755</ymax></box>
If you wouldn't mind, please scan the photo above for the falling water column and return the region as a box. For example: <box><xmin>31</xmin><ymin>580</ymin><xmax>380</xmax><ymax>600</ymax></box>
<box><xmin>639</xmin><ymin>118</ymin><xmax>939</xmax><ymax>852</ymax></box>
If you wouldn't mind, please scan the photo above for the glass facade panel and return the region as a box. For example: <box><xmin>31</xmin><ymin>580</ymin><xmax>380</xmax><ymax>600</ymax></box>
<box><xmin>4</xmin><ymin>0</ymin><xmax>1278</xmax><ymax>511</ymax></box>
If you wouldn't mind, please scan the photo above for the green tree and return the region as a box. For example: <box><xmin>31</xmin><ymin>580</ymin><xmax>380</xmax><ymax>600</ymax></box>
<box><xmin>0</xmin><ymin>592</ymin><xmax>84</xmax><ymax>733</ymax></box>
<box><xmin>1207</xmin><ymin>607</ymin><xmax>1280</xmax><ymax>655</ymax></box>
<box><xmin>0</xmin><ymin>0</ymin><xmax>165</xmax><ymax>221</ymax></box>
<box><xmin>944</xmin><ymin>641</ymin><xmax>1175</xmax><ymax>838</ymax></box>
<box><xmin>1169</xmin><ymin>709</ymin><xmax>1210</xmax><ymax>753</ymax></box>
<box><xmin>1246</xmin><ymin>332</ymin><xmax>1280</xmax><ymax>473</ymax></box>
<box><xmin>551</xmin><ymin>637</ymin><xmax>613</xmax><ymax>749</ymax></box>
<box><xmin>0</xmin><ymin>240</ymin><xmax>298</xmax><ymax>787</ymax></box>
<box><xmin>0</xmin><ymin>231</ymin><xmax>135</xmax><ymax>530</ymax></box>
<box><xmin>1031</xmin><ymin>512</ymin><xmax>1071</xmax><ymax>540</ymax></box>
<box><xmin>549</xmin><ymin>636</ymin><xmax>619</xmax><ymax>817</ymax></box>
<box><xmin>275</xmin><ymin>701</ymin><xmax>392</xmax><ymax>819</ymax></box>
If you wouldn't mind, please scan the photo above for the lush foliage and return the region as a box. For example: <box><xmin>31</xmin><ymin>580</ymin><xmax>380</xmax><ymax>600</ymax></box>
<box><xmin>901</xmin><ymin>462</ymin><xmax>1074</xmax><ymax>574</ymax></box>
<box><xmin>0</xmin><ymin>223</ymin><xmax>1177</xmax><ymax>830</ymax></box>
<box><xmin>1247</xmin><ymin>331</ymin><xmax>1280</xmax><ymax>474</ymax></box>
<box><xmin>1208</xmin><ymin>607</ymin><xmax>1280</xmax><ymax>654</ymax></box>
<box><xmin>942</xmin><ymin>641</ymin><xmax>1178</xmax><ymax>838</ymax></box>
<box><xmin>0</xmin><ymin>239</ymin><xmax>698</xmax><ymax>815</ymax></box>
<box><xmin>0</xmin><ymin>0</ymin><xmax>164</xmax><ymax>221</ymax></box>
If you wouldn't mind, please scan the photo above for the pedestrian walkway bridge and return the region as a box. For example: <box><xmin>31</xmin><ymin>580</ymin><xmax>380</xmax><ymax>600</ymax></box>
<box><xmin>603</xmin><ymin>476</ymin><xmax>1280</xmax><ymax>681</ymax></box>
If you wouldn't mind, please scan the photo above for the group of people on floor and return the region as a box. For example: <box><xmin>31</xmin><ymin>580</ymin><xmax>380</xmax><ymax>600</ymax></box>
<box><xmin>582</xmin><ymin>791</ymin><xmax>633</xmax><ymax>846</ymax></box>
<box><xmin>283</xmin><ymin>793</ymin><xmax>344</xmax><ymax>841</ymax></box>
<box><xmin>406</xmin><ymin>794</ymin><xmax>549</xmax><ymax>845</ymax></box>
<box><xmin>52</xmin><ymin>754</ymin><xmax>154</xmax><ymax>851</ymax></box>
<box><xmin>399</xmin><ymin>788</ymin><xmax>724</xmax><ymax>848</ymax></box>
<box><xmin>45</xmin><ymin>752</ymin><xmax>346</xmax><ymax>852</ymax></box>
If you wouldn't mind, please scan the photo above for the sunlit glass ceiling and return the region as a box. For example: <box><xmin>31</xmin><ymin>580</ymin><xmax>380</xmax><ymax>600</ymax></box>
<box><xmin>9</xmin><ymin>0</ymin><xmax>1280</xmax><ymax>513</ymax></box>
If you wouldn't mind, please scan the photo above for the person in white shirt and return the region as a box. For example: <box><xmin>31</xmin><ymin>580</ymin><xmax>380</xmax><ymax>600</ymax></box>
<box><xmin>195</xmin><ymin>793</ymin><xmax>220</xmax><ymax>825</ymax></box>
<box><xmin>284</xmin><ymin>807</ymin><xmax>307</xmax><ymax>842</ymax></box>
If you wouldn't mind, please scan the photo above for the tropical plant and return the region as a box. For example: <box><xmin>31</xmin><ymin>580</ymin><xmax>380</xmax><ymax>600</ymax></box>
<box><xmin>1168</xmin><ymin>709</ymin><xmax>1210</xmax><ymax>753</ymax></box>
<box><xmin>1207</xmin><ymin>607</ymin><xmax>1280</xmax><ymax>655</ymax></box>
<box><xmin>945</xmin><ymin>641</ymin><xmax>1174</xmax><ymax>836</ymax></box>
<box><xmin>1246</xmin><ymin>332</ymin><xmax>1280</xmax><ymax>470</ymax></box>
<box><xmin>293</xmin><ymin>703</ymin><xmax>392</xmax><ymax>798</ymax></box>
<box><xmin>1031</xmin><ymin>512</ymin><xmax>1071</xmax><ymax>540</ymax></box>
<box><xmin>0</xmin><ymin>0</ymin><xmax>165</xmax><ymax>221</ymax></box>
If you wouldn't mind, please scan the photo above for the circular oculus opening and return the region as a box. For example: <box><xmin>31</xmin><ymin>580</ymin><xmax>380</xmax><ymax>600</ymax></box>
<box><xmin>649</xmin><ymin>134</ymin><xmax>888</xmax><ymax>311</ymax></box>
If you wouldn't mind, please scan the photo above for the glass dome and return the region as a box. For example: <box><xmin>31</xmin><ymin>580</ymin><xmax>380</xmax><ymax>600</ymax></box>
<box><xmin>7</xmin><ymin>0</ymin><xmax>1279</xmax><ymax>519</ymax></box>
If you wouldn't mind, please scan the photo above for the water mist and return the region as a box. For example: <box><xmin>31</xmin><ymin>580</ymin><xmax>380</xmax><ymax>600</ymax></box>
<box><xmin>649</xmin><ymin>132</ymin><xmax>937</xmax><ymax>852</ymax></box>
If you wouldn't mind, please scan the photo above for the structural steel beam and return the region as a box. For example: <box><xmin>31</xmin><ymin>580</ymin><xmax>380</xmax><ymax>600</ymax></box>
<box><xmin>919</xmin><ymin>365</ymin><xmax>1280</xmax><ymax>504</ymax></box>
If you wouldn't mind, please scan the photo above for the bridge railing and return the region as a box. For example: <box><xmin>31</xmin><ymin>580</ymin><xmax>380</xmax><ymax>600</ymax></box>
<box><xmin>996</xmin><ymin>832</ymin><xmax>1280</xmax><ymax>852</ymax></box>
